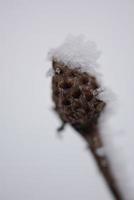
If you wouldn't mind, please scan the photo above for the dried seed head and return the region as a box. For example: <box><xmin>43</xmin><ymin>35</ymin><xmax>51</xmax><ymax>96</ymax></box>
<box><xmin>52</xmin><ymin>61</ymin><xmax>106</xmax><ymax>128</ymax></box>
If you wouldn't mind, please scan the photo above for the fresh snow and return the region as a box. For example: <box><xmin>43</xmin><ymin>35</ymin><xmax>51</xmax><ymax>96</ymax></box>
<box><xmin>48</xmin><ymin>35</ymin><xmax>100</xmax><ymax>75</ymax></box>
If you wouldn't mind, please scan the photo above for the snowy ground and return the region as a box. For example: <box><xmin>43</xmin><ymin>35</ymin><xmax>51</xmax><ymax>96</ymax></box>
<box><xmin>0</xmin><ymin>0</ymin><xmax>134</xmax><ymax>200</ymax></box>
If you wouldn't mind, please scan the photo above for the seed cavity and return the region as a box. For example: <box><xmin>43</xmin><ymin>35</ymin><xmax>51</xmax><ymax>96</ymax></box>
<box><xmin>62</xmin><ymin>99</ymin><xmax>71</xmax><ymax>106</ymax></box>
<box><xmin>84</xmin><ymin>89</ymin><xmax>93</xmax><ymax>101</ymax></box>
<box><xmin>60</xmin><ymin>80</ymin><xmax>73</xmax><ymax>89</ymax></box>
<box><xmin>69</xmin><ymin>71</ymin><xmax>76</xmax><ymax>77</ymax></box>
<box><xmin>80</xmin><ymin>76</ymin><xmax>89</xmax><ymax>84</ymax></box>
<box><xmin>72</xmin><ymin>88</ymin><xmax>81</xmax><ymax>98</ymax></box>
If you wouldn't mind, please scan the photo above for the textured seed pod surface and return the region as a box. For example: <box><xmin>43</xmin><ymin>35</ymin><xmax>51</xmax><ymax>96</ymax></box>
<box><xmin>52</xmin><ymin>60</ymin><xmax>106</xmax><ymax>127</ymax></box>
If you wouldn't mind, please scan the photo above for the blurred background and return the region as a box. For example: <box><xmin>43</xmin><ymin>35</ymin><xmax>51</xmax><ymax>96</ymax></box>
<box><xmin>0</xmin><ymin>0</ymin><xmax>134</xmax><ymax>199</ymax></box>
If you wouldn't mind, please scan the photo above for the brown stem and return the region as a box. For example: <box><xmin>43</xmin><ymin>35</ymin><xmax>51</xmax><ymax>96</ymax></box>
<box><xmin>72</xmin><ymin>123</ymin><xmax>123</xmax><ymax>200</ymax></box>
<box><xmin>52</xmin><ymin>60</ymin><xmax>123</xmax><ymax>199</ymax></box>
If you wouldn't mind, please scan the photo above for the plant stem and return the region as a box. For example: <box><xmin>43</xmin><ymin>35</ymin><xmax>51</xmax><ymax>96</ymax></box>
<box><xmin>72</xmin><ymin>123</ymin><xmax>123</xmax><ymax>200</ymax></box>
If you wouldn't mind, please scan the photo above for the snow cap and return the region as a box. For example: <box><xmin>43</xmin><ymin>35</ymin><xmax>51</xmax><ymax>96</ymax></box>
<box><xmin>48</xmin><ymin>35</ymin><xmax>100</xmax><ymax>75</ymax></box>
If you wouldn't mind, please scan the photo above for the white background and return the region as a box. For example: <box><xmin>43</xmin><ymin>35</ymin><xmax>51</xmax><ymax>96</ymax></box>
<box><xmin>0</xmin><ymin>0</ymin><xmax>134</xmax><ymax>199</ymax></box>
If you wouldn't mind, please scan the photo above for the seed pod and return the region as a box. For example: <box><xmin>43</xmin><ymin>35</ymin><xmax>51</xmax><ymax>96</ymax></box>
<box><xmin>52</xmin><ymin>60</ymin><xmax>105</xmax><ymax>127</ymax></box>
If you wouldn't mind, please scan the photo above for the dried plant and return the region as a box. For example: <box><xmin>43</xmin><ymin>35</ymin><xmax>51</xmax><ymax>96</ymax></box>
<box><xmin>51</xmin><ymin>60</ymin><xmax>123</xmax><ymax>200</ymax></box>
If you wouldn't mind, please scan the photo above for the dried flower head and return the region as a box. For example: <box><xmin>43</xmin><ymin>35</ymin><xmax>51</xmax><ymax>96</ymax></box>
<box><xmin>52</xmin><ymin>60</ymin><xmax>106</xmax><ymax>129</ymax></box>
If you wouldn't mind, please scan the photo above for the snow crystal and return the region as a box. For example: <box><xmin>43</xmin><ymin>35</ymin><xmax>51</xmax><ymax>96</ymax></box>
<box><xmin>48</xmin><ymin>35</ymin><xmax>101</xmax><ymax>75</ymax></box>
